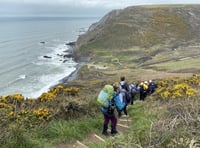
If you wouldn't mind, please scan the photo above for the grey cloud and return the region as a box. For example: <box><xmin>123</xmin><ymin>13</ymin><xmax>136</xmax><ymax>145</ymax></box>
<box><xmin>0</xmin><ymin>0</ymin><xmax>200</xmax><ymax>17</ymax></box>
<box><xmin>0</xmin><ymin>2</ymin><xmax>110</xmax><ymax>17</ymax></box>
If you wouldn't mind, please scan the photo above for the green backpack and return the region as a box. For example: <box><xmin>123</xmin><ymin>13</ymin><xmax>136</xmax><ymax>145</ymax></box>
<box><xmin>97</xmin><ymin>85</ymin><xmax>114</xmax><ymax>107</ymax></box>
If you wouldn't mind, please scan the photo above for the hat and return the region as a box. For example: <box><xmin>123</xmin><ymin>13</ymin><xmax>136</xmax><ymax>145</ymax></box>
<box><xmin>113</xmin><ymin>82</ymin><xmax>120</xmax><ymax>89</ymax></box>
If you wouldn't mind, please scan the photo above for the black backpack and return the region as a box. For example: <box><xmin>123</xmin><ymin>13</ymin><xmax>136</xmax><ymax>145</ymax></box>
<box><xmin>121</xmin><ymin>82</ymin><xmax>130</xmax><ymax>92</ymax></box>
<box><xmin>107</xmin><ymin>100</ymin><xmax>115</xmax><ymax>114</ymax></box>
<box><xmin>121</xmin><ymin>89</ymin><xmax>131</xmax><ymax>104</ymax></box>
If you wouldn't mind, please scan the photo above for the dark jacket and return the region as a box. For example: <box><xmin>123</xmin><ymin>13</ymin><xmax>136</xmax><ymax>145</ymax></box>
<box><xmin>120</xmin><ymin>81</ymin><xmax>130</xmax><ymax>92</ymax></box>
<box><xmin>100</xmin><ymin>99</ymin><xmax>115</xmax><ymax>117</ymax></box>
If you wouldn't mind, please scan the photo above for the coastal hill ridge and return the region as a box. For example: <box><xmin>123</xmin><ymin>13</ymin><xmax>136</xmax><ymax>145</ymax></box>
<box><xmin>74</xmin><ymin>4</ymin><xmax>200</xmax><ymax>74</ymax></box>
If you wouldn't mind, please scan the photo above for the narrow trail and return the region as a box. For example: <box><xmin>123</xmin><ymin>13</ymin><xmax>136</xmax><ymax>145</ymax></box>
<box><xmin>55</xmin><ymin>114</ymin><xmax>131</xmax><ymax>148</ymax></box>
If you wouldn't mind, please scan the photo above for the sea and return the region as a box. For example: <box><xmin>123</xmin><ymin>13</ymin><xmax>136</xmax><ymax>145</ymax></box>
<box><xmin>0</xmin><ymin>16</ymin><xmax>100</xmax><ymax>98</ymax></box>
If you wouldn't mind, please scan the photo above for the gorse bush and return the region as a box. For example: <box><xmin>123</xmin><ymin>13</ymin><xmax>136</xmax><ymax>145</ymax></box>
<box><xmin>38</xmin><ymin>85</ymin><xmax>80</xmax><ymax>102</ymax></box>
<box><xmin>0</xmin><ymin>84</ymin><xmax>98</xmax><ymax>147</ymax></box>
<box><xmin>0</xmin><ymin>102</ymin><xmax>13</xmax><ymax>109</ymax></box>
<box><xmin>0</xmin><ymin>85</ymin><xmax>84</xmax><ymax>127</ymax></box>
<box><xmin>154</xmin><ymin>75</ymin><xmax>199</xmax><ymax>99</ymax></box>
<box><xmin>157</xmin><ymin>82</ymin><xmax>197</xmax><ymax>99</ymax></box>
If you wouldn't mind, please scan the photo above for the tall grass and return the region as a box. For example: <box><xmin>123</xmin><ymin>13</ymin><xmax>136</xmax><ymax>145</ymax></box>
<box><xmin>0</xmin><ymin>115</ymin><xmax>102</xmax><ymax>148</ymax></box>
<box><xmin>37</xmin><ymin>116</ymin><xmax>102</xmax><ymax>144</ymax></box>
<box><xmin>1</xmin><ymin>124</ymin><xmax>43</xmax><ymax>148</ymax></box>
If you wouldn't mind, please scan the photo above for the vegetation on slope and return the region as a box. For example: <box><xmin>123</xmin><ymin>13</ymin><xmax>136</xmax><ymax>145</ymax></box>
<box><xmin>75</xmin><ymin>5</ymin><xmax>200</xmax><ymax>73</ymax></box>
<box><xmin>0</xmin><ymin>72</ymin><xmax>200</xmax><ymax>147</ymax></box>
<box><xmin>0</xmin><ymin>85</ymin><xmax>101</xmax><ymax>147</ymax></box>
<box><xmin>76</xmin><ymin>5</ymin><xmax>200</xmax><ymax>50</ymax></box>
<box><xmin>104</xmin><ymin>75</ymin><xmax>200</xmax><ymax>147</ymax></box>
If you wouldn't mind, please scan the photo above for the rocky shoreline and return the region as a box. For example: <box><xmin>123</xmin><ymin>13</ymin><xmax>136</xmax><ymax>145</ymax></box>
<box><xmin>60</xmin><ymin>62</ymin><xmax>84</xmax><ymax>84</ymax></box>
<box><xmin>53</xmin><ymin>41</ymin><xmax>87</xmax><ymax>87</ymax></box>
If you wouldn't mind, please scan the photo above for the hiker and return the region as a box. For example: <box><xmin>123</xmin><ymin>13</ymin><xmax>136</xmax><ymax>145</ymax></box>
<box><xmin>120</xmin><ymin>76</ymin><xmax>130</xmax><ymax>92</ymax></box>
<box><xmin>129</xmin><ymin>83</ymin><xmax>137</xmax><ymax>105</ymax></box>
<box><xmin>147</xmin><ymin>80</ymin><xmax>157</xmax><ymax>95</ymax></box>
<box><xmin>117</xmin><ymin>87</ymin><xmax>129</xmax><ymax>117</ymax></box>
<box><xmin>139</xmin><ymin>80</ymin><xmax>148</xmax><ymax>101</ymax></box>
<box><xmin>99</xmin><ymin>84</ymin><xmax>118</xmax><ymax>136</ymax></box>
<box><xmin>120</xmin><ymin>76</ymin><xmax>131</xmax><ymax>104</ymax></box>
<box><xmin>113</xmin><ymin>82</ymin><xmax>126</xmax><ymax>116</ymax></box>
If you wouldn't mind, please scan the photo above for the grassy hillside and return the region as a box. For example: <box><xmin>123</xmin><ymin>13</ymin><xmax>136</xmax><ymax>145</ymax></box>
<box><xmin>75</xmin><ymin>4</ymin><xmax>200</xmax><ymax>73</ymax></box>
<box><xmin>0</xmin><ymin>74</ymin><xmax>200</xmax><ymax>147</ymax></box>
<box><xmin>77</xmin><ymin>5</ymin><xmax>200</xmax><ymax>49</ymax></box>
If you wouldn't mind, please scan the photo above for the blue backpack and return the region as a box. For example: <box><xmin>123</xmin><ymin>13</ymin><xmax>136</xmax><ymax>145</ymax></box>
<box><xmin>113</xmin><ymin>92</ymin><xmax>125</xmax><ymax>111</ymax></box>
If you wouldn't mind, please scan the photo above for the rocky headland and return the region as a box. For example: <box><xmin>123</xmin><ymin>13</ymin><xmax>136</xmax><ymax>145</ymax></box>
<box><xmin>68</xmin><ymin>4</ymin><xmax>200</xmax><ymax>87</ymax></box>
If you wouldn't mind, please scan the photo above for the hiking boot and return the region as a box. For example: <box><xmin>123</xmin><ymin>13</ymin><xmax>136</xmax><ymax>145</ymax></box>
<box><xmin>111</xmin><ymin>130</ymin><xmax>118</xmax><ymax>135</ymax></box>
<box><xmin>102</xmin><ymin>124</ymin><xmax>108</xmax><ymax>136</ymax></box>
<box><xmin>111</xmin><ymin>125</ymin><xmax>118</xmax><ymax>135</ymax></box>
<box><xmin>124</xmin><ymin>111</ymin><xmax>128</xmax><ymax>116</ymax></box>
<box><xmin>102</xmin><ymin>131</ymin><xmax>109</xmax><ymax>136</ymax></box>
<box><xmin>118</xmin><ymin>112</ymin><xmax>122</xmax><ymax>118</ymax></box>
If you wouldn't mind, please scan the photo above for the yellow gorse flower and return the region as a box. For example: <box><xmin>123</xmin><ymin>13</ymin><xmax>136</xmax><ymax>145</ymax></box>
<box><xmin>37</xmin><ymin>85</ymin><xmax>80</xmax><ymax>102</ymax></box>
<box><xmin>64</xmin><ymin>87</ymin><xmax>80</xmax><ymax>96</ymax></box>
<box><xmin>7</xmin><ymin>111</ymin><xmax>14</xmax><ymax>117</ymax></box>
<box><xmin>33</xmin><ymin>108</ymin><xmax>50</xmax><ymax>120</ymax></box>
<box><xmin>0</xmin><ymin>96</ymin><xmax>7</xmax><ymax>102</ymax></box>
<box><xmin>155</xmin><ymin>76</ymin><xmax>198</xmax><ymax>99</ymax></box>
<box><xmin>18</xmin><ymin>109</ymin><xmax>29</xmax><ymax>115</ymax></box>
<box><xmin>49</xmin><ymin>85</ymin><xmax>64</xmax><ymax>95</ymax></box>
<box><xmin>10</xmin><ymin>94</ymin><xmax>24</xmax><ymax>101</ymax></box>
<box><xmin>1</xmin><ymin>94</ymin><xmax>25</xmax><ymax>103</ymax></box>
<box><xmin>0</xmin><ymin>102</ymin><xmax>13</xmax><ymax>109</ymax></box>
<box><xmin>38</xmin><ymin>92</ymin><xmax>56</xmax><ymax>102</ymax></box>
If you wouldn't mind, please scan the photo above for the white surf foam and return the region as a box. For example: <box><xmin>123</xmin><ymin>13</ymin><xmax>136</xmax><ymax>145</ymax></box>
<box><xmin>29</xmin><ymin>66</ymin><xmax>77</xmax><ymax>99</ymax></box>
<box><xmin>27</xmin><ymin>43</ymin><xmax>77</xmax><ymax>98</ymax></box>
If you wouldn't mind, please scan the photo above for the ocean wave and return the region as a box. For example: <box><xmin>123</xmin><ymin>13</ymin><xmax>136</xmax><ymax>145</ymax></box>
<box><xmin>7</xmin><ymin>74</ymin><xmax>27</xmax><ymax>86</ymax></box>
<box><xmin>0</xmin><ymin>39</ymin><xmax>15</xmax><ymax>44</ymax></box>
<box><xmin>29</xmin><ymin>67</ymin><xmax>77</xmax><ymax>98</ymax></box>
<box><xmin>34</xmin><ymin>43</ymin><xmax>74</xmax><ymax>66</ymax></box>
<box><xmin>19</xmin><ymin>74</ymin><xmax>26</xmax><ymax>79</ymax></box>
<box><xmin>0</xmin><ymin>63</ymin><xmax>31</xmax><ymax>76</ymax></box>
<box><xmin>0</xmin><ymin>42</ymin><xmax>78</xmax><ymax>98</ymax></box>
<box><xmin>25</xmin><ymin>43</ymin><xmax>77</xmax><ymax>98</ymax></box>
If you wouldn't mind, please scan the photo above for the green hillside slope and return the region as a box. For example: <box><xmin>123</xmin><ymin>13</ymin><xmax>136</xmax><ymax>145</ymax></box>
<box><xmin>75</xmin><ymin>5</ymin><xmax>200</xmax><ymax>73</ymax></box>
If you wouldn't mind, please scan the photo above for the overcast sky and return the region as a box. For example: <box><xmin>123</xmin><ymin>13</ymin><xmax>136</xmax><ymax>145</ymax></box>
<box><xmin>0</xmin><ymin>0</ymin><xmax>200</xmax><ymax>17</ymax></box>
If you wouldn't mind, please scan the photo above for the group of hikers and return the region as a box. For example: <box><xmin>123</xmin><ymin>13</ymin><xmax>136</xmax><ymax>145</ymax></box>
<box><xmin>97</xmin><ymin>76</ymin><xmax>157</xmax><ymax>136</ymax></box>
